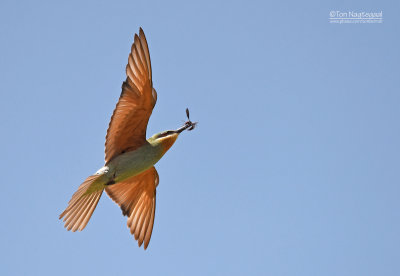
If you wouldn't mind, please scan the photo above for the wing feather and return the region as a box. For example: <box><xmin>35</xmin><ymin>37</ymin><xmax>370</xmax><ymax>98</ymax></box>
<box><xmin>105</xmin><ymin>28</ymin><xmax>157</xmax><ymax>163</ymax></box>
<box><xmin>143</xmin><ymin>198</ymin><xmax>156</xmax><ymax>249</ymax></box>
<box><xmin>139</xmin><ymin>28</ymin><xmax>152</xmax><ymax>80</ymax></box>
<box><xmin>105</xmin><ymin>167</ymin><xmax>158</xmax><ymax>249</ymax></box>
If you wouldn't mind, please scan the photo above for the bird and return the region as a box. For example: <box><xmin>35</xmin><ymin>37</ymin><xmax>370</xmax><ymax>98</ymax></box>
<box><xmin>59</xmin><ymin>28</ymin><xmax>196</xmax><ymax>250</ymax></box>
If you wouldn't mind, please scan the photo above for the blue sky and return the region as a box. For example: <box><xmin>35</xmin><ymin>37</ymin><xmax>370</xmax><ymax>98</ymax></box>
<box><xmin>1</xmin><ymin>0</ymin><xmax>399</xmax><ymax>275</ymax></box>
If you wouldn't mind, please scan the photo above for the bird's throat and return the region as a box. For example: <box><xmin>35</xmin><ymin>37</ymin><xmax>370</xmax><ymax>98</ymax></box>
<box><xmin>159</xmin><ymin>134</ymin><xmax>178</xmax><ymax>155</ymax></box>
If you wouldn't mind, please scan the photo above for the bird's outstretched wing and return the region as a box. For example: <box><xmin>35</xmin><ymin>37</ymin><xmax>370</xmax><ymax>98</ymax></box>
<box><xmin>105</xmin><ymin>28</ymin><xmax>157</xmax><ymax>163</ymax></box>
<box><xmin>105</xmin><ymin>167</ymin><xmax>159</xmax><ymax>249</ymax></box>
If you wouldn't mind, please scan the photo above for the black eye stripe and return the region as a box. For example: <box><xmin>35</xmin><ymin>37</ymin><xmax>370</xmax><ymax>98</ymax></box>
<box><xmin>156</xmin><ymin>130</ymin><xmax>175</xmax><ymax>138</ymax></box>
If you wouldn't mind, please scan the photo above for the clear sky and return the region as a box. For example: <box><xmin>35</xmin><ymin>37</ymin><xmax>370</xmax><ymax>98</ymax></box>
<box><xmin>1</xmin><ymin>0</ymin><xmax>399</xmax><ymax>275</ymax></box>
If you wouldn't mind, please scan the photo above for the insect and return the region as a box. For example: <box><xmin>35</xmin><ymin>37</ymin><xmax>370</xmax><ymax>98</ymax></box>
<box><xmin>185</xmin><ymin>108</ymin><xmax>197</xmax><ymax>131</ymax></box>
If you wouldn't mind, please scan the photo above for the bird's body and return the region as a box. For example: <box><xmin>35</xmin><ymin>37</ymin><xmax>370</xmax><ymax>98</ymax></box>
<box><xmin>106</xmin><ymin>133</ymin><xmax>178</xmax><ymax>184</ymax></box>
<box><xmin>81</xmin><ymin>134</ymin><xmax>177</xmax><ymax>196</ymax></box>
<box><xmin>59</xmin><ymin>28</ymin><xmax>195</xmax><ymax>249</ymax></box>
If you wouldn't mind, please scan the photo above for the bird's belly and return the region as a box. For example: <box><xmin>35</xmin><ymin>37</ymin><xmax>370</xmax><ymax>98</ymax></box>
<box><xmin>107</xmin><ymin>144</ymin><xmax>163</xmax><ymax>183</ymax></box>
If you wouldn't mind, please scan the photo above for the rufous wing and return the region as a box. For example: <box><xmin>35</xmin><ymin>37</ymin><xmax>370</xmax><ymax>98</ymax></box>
<box><xmin>105</xmin><ymin>167</ymin><xmax>159</xmax><ymax>249</ymax></box>
<box><xmin>105</xmin><ymin>28</ymin><xmax>157</xmax><ymax>163</ymax></box>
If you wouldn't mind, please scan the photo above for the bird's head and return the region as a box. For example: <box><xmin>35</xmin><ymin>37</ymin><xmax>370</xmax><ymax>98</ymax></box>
<box><xmin>150</xmin><ymin>108</ymin><xmax>197</xmax><ymax>154</ymax></box>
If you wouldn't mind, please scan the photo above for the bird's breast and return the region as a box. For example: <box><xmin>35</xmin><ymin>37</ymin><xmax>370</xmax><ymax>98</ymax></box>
<box><xmin>107</xmin><ymin>143</ymin><xmax>164</xmax><ymax>183</ymax></box>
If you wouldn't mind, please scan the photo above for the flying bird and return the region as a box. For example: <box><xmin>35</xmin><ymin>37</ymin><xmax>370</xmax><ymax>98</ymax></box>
<box><xmin>59</xmin><ymin>28</ymin><xmax>196</xmax><ymax>249</ymax></box>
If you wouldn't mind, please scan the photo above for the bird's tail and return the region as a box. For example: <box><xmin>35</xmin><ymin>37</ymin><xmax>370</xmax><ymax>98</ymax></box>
<box><xmin>59</xmin><ymin>172</ymin><xmax>108</xmax><ymax>232</ymax></box>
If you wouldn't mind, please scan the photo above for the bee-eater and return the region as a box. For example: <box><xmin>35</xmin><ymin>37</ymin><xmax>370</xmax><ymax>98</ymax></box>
<box><xmin>59</xmin><ymin>28</ymin><xmax>196</xmax><ymax>249</ymax></box>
